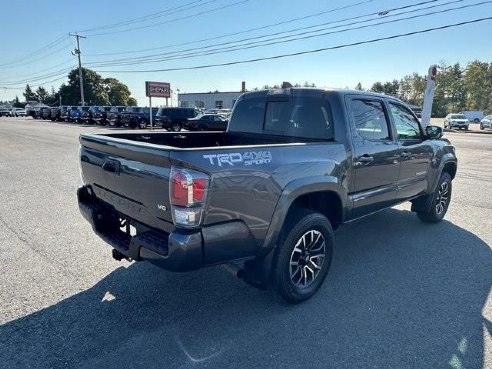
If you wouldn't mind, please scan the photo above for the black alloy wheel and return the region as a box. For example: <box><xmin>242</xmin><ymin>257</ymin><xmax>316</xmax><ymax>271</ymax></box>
<box><xmin>272</xmin><ymin>209</ymin><xmax>334</xmax><ymax>303</ymax></box>
<box><xmin>417</xmin><ymin>172</ymin><xmax>452</xmax><ymax>223</ymax></box>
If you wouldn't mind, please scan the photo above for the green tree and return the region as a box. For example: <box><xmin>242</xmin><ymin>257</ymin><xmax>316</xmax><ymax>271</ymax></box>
<box><xmin>127</xmin><ymin>97</ymin><xmax>137</xmax><ymax>106</ymax></box>
<box><xmin>35</xmin><ymin>86</ymin><xmax>49</xmax><ymax>103</ymax></box>
<box><xmin>58</xmin><ymin>68</ymin><xmax>109</xmax><ymax>105</ymax></box>
<box><xmin>23</xmin><ymin>84</ymin><xmax>36</xmax><ymax>102</ymax></box>
<box><xmin>370</xmin><ymin>81</ymin><xmax>384</xmax><ymax>93</ymax></box>
<box><xmin>382</xmin><ymin>80</ymin><xmax>400</xmax><ymax>97</ymax></box>
<box><xmin>355</xmin><ymin>82</ymin><xmax>363</xmax><ymax>90</ymax></box>
<box><xmin>12</xmin><ymin>96</ymin><xmax>23</xmax><ymax>108</ymax></box>
<box><xmin>464</xmin><ymin>61</ymin><xmax>490</xmax><ymax>111</ymax></box>
<box><xmin>103</xmin><ymin>78</ymin><xmax>133</xmax><ymax>105</ymax></box>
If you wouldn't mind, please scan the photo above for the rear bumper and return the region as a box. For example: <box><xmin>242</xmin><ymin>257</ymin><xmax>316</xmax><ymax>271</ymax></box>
<box><xmin>78</xmin><ymin>186</ymin><xmax>202</xmax><ymax>271</ymax></box>
<box><xmin>77</xmin><ymin>186</ymin><xmax>258</xmax><ymax>271</ymax></box>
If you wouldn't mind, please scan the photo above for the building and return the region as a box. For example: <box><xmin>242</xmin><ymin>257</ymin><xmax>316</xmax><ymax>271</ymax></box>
<box><xmin>178</xmin><ymin>82</ymin><xmax>246</xmax><ymax>110</ymax></box>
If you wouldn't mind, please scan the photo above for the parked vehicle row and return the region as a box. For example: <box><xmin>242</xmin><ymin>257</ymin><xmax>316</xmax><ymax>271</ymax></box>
<box><xmin>0</xmin><ymin>107</ymin><xmax>27</xmax><ymax>117</ymax></box>
<box><xmin>24</xmin><ymin>105</ymin><xmax>230</xmax><ymax>131</ymax></box>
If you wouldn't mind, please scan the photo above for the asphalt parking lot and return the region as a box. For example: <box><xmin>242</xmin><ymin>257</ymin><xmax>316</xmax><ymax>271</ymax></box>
<box><xmin>0</xmin><ymin>117</ymin><xmax>490</xmax><ymax>369</ymax></box>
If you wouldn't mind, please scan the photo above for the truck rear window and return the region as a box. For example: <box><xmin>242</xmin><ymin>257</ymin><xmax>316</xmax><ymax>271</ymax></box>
<box><xmin>230</xmin><ymin>96</ymin><xmax>333</xmax><ymax>140</ymax></box>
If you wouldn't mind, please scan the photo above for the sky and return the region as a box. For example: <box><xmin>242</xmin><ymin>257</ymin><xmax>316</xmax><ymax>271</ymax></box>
<box><xmin>0</xmin><ymin>0</ymin><xmax>491</xmax><ymax>106</ymax></box>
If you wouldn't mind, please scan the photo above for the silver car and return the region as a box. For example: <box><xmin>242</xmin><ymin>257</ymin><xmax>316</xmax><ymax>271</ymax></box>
<box><xmin>444</xmin><ymin>114</ymin><xmax>469</xmax><ymax>130</ymax></box>
<box><xmin>480</xmin><ymin>115</ymin><xmax>492</xmax><ymax>130</ymax></box>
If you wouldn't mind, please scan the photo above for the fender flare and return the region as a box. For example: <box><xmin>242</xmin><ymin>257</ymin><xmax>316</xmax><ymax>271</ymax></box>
<box><xmin>431</xmin><ymin>154</ymin><xmax>457</xmax><ymax>193</ymax></box>
<box><xmin>261</xmin><ymin>176</ymin><xmax>347</xmax><ymax>252</ymax></box>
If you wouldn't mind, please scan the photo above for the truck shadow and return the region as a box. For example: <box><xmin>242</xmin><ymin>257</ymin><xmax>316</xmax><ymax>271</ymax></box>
<box><xmin>1</xmin><ymin>208</ymin><xmax>490</xmax><ymax>369</ymax></box>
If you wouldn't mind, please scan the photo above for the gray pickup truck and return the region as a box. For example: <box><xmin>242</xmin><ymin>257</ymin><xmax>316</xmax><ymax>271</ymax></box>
<box><xmin>78</xmin><ymin>88</ymin><xmax>457</xmax><ymax>303</ymax></box>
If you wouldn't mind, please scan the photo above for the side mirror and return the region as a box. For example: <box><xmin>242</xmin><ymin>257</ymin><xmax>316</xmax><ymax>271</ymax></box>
<box><xmin>426</xmin><ymin>125</ymin><xmax>443</xmax><ymax>139</ymax></box>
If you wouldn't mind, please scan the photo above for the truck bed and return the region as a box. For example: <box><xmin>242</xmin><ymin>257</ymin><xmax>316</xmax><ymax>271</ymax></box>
<box><xmin>96</xmin><ymin>131</ymin><xmax>330</xmax><ymax>149</ymax></box>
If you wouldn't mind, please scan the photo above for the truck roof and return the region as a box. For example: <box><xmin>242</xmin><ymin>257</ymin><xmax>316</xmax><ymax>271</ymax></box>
<box><xmin>240</xmin><ymin>87</ymin><xmax>401</xmax><ymax>102</ymax></box>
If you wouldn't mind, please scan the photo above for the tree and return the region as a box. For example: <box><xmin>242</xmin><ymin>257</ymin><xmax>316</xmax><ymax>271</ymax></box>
<box><xmin>464</xmin><ymin>61</ymin><xmax>490</xmax><ymax>111</ymax></box>
<box><xmin>370</xmin><ymin>81</ymin><xmax>384</xmax><ymax>93</ymax></box>
<box><xmin>12</xmin><ymin>96</ymin><xmax>23</xmax><ymax>108</ymax></box>
<box><xmin>23</xmin><ymin>84</ymin><xmax>36</xmax><ymax>102</ymax></box>
<box><xmin>355</xmin><ymin>82</ymin><xmax>363</xmax><ymax>91</ymax></box>
<box><xmin>35</xmin><ymin>86</ymin><xmax>49</xmax><ymax>103</ymax></box>
<box><xmin>58</xmin><ymin>68</ymin><xmax>109</xmax><ymax>105</ymax></box>
<box><xmin>56</xmin><ymin>68</ymin><xmax>137</xmax><ymax>106</ymax></box>
<box><xmin>103</xmin><ymin>78</ymin><xmax>134</xmax><ymax>106</ymax></box>
<box><xmin>127</xmin><ymin>97</ymin><xmax>137</xmax><ymax>106</ymax></box>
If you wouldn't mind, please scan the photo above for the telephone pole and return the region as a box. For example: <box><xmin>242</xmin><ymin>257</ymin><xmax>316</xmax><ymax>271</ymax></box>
<box><xmin>69</xmin><ymin>33</ymin><xmax>86</xmax><ymax>106</ymax></box>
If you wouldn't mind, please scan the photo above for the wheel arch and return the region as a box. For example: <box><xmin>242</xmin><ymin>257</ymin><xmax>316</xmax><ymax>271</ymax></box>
<box><xmin>262</xmin><ymin>177</ymin><xmax>347</xmax><ymax>253</ymax></box>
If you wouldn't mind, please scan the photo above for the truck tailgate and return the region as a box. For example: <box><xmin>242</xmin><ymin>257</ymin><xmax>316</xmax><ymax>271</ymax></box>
<box><xmin>79</xmin><ymin>133</ymin><xmax>174</xmax><ymax>233</ymax></box>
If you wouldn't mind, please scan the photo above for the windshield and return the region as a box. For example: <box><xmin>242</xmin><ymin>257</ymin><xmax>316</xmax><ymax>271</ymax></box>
<box><xmin>451</xmin><ymin>114</ymin><xmax>467</xmax><ymax>119</ymax></box>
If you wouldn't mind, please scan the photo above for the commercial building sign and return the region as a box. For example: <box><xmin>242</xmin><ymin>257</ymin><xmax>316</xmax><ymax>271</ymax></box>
<box><xmin>145</xmin><ymin>81</ymin><xmax>171</xmax><ymax>98</ymax></box>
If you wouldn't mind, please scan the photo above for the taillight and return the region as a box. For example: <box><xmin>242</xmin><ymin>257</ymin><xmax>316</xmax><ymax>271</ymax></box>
<box><xmin>170</xmin><ymin>167</ymin><xmax>209</xmax><ymax>228</ymax></box>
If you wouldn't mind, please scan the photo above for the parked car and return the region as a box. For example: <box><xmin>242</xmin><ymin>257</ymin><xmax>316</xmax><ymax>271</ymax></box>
<box><xmin>186</xmin><ymin>113</ymin><xmax>228</xmax><ymax>131</ymax></box>
<box><xmin>155</xmin><ymin>107</ymin><xmax>199</xmax><ymax>131</ymax></box>
<box><xmin>12</xmin><ymin>108</ymin><xmax>27</xmax><ymax>117</ymax></box>
<box><xmin>0</xmin><ymin>107</ymin><xmax>12</xmax><ymax>117</ymax></box>
<box><xmin>60</xmin><ymin>106</ymin><xmax>72</xmax><ymax>122</ymax></box>
<box><xmin>68</xmin><ymin>106</ymin><xmax>83</xmax><ymax>123</ymax></box>
<box><xmin>81</xmin><ymin>106</ymin><xmax>104</xmax><ymax>124</ymax></box>
<box><xmin>480</xmin><ymin>115</ymin><xmax>492</xmax><ymax>129</ymax></box>
<box><xmin>50</xmin><ymin>107</ymin><xmax>62</xmax><ymax>121</ymax></box>
<box><xmin>98</xmin><ymin>106</ymin><xmax>113</xmax><ymax>125</ymax></box>
<box><xmin>107</xmin><ymin>106</ymin><xmax>126</xmax><ymax>127</ymax></box>
<box><xmin>40</xmin><ymin>107</ymin><xmax>52</xmax><ymax>120</ymax></box>
<box><xmin>77</xmin><ymin>87</ymin><xmax>457</xmax><ymax>303</ymax></box>
<box><xmin>120</xmin><ymin>107</ymin><xmax>142</xmax><ymax>128</ymax></box>
<box><xmin>121</xmin><ymin>107</ymin><xmax>158</xmax><ymax>129</ymax></box>
<box><xmin>444</xmin><ymin>114</ymin><xmax>469</xmax><ymax>130</ymax></box>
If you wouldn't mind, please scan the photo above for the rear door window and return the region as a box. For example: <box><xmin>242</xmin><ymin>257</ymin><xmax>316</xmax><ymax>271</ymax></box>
<box><xmin>350</xmin><ymin>99</ymin><xmax>391</xmax><ymax>141</ymax></box>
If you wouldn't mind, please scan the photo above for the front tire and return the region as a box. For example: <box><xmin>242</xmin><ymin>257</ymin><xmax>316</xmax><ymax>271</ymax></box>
<box><xmin>417</xmin><ymin>172</ymin><xmax>452</xmax><ymax>223</ymax></box>
<box><xmin>272</xmin><ymin>209</ymin><xmax>334</xmax><ymax>304</ymax></box>
<box><xmin>139</xmin><ymin>119</ymin><xmax>148</xmax><ymax>129</ymax></box>
<box><xmin>171</xmin><ymin>122</ymin><xmax>182</xmax><ymax>132</ymax></box>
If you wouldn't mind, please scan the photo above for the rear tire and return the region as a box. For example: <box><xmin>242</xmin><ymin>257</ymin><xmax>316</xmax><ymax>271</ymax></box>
<box><xmin>171</xmin><ymin>122</ymin><xmax>182</xmax><ymax>132</ymax></box>
<box><xmin>417</xmin><ymin>172</ymin><xmax>452</xmax><ymax>223</ymax></box>
<box><xmin>272</xmin><ymin>209</ymin><xmax>334</xmax><ymax>304</ymax></box>
<box><xmin>480</xmin><ymin>124</ymin><xmax>484</xmax><ymax>130</ymax></box>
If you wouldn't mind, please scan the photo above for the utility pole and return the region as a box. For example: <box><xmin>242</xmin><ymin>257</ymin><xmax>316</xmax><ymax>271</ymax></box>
<box><xmin>69</xmin><ymin>33</ymin><xmax>86</xmax><ymax>106</ymax></box>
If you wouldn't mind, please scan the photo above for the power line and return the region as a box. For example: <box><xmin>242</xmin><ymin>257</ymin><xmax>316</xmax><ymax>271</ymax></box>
<box><xmin>1</xmin><ymin>74</ymin><xmax>71</xmax><ymax>90</ymax></box>
<box><xmin>87</xmin><ymin>0</ymin><xmax>251</xmax><ymax>36</ymax></box>
<box><xmin>94</xmin><ymin>16</ymin><xmax>492</xmax><ymax>73</ymax></box>
<box><xmin>78</xmin><ymin>0</ymin><xmax>206</xmax><ymax>33</ymax></box>
<box><xmin>87</xmin><ymin>0</ymin><xmax>480</xmax><ymax>68</ymax></box>
<box><xmin>0</xmin><ymin>35</ymin><xmax>69</xmax><ymax>68</ymax></box>
<box><xmin>0</xmin><ymin>59</ymin><xmax>75</xmax><ymax>84</ymax></box>
<box><xmin>0</xmin><ymin>66</ymin><xmax>75</xmax><ymax>86</ymax></box>
<box><xmin>85</xmin><ymin>0</ymin><xmax>378</xmax><ymax>57</ymax></box>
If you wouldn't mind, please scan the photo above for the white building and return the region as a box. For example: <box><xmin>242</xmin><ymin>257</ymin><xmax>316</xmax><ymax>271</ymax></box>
<box><xmin>177</xmin><ymin>82</ymin><xmax>246</xmax><ymax>110</ymax></box>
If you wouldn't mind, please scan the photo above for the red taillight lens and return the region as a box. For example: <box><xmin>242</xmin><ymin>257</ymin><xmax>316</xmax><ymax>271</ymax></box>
<box><xmin>193</xmin><ymin>179</ymin><xmax>206</xmax><ymax>202</ymax></box>
<box><xmin>170</xmin><ymin>167</ymin><xmax>209</xmax><ymax>207</ymax></box>
<box><xmin>171</xmin><ymin>170</ymin><xmax>190</xmax><ymax>206</ymax></box>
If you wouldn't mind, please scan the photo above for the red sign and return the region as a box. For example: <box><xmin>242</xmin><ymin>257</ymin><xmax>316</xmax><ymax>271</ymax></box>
<box><xmin>146</xmin><ymin>81</ymin><xmax>170</xmax><ymax>98</ymax></box>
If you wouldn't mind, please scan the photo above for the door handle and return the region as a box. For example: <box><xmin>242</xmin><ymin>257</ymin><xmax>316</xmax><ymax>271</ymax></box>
<box><xmin>357</xmin><ymin>155</ymin><xmax>374</xmax><ymax>164</ymax></box>
<box><xmin>400</xmin><ymin>151</ymin><xmax>411</xmax><ymax>159</ymax></box>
